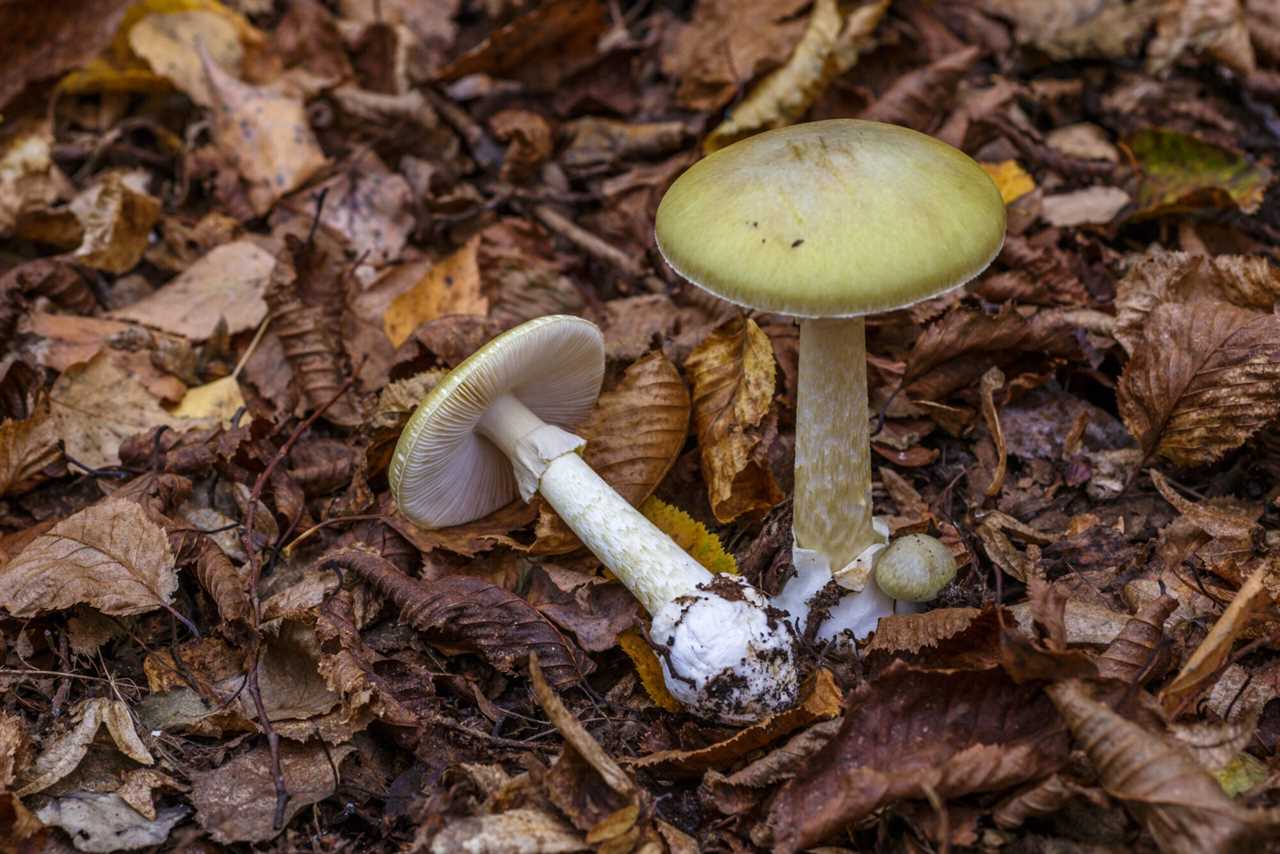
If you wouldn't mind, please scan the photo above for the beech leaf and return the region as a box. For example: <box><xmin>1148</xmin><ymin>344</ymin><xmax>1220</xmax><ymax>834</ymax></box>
<box><xmin>0</xmin><ymin>497</ymin><xmax>177</xmax><ymax>618</ymax></box>
<box><xmin>1117</xmin><ymin>300</ymin><xmax>1280</xmax><ymax>467</ymax></box>
<box><xmin>685</xmin><ymin>316</ymin><xmax>782</xmax><ymax>523</ymax></box>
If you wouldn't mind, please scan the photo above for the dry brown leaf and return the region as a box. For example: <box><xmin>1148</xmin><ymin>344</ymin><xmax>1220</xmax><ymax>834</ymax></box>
<box><xmin>0</xmin><ymin>497</ymin><xmax>177</xmax><ymax>618</ymax></box>
<box><xmin>0</xmin><ymin>397</ymin><xmax>60</xmax><ymax>497</ymax></box>
<box><xmin>427</xmin><ymin>809</ymin><xmax>587</xmax><ymax>854</ymax></box>
<box><xmin>1096</xmin><ymin>595</ymin><xmax>1178</xmax><ymax>683</ymax></box>
<box><xmin>191</xmin><ymin>740</ymin><xmax>354</xmax><ymax>844</ymax></box>
<box><xmin>0</xmin><ymin>123</ymin><xmax>70</xmax><ymax>236</ymax></box>
<box><xmin>861</xmin><ymin>45</ymin><xmax>980</xmax><ymax>132</ymax></box>
<box><xmin>662</xmin><ymin>0</ymin><xmax>810</xmax><ymax>111</ymax></box>
<box><xmin>766</xmin><ymin>662</ymin><xmax>1069</xmax><ymax>853</ymax></box>
<box><xmin>0</xmin><ymin>0</ymin><xmax>130</xmax><ymax>108</ymax></box>
<box><xmin>625</xmin><ymin>669</ymin><xmax>842</xmax><ymax>775</ymax></box>
<box><xmin>1117</xmin><ymin>300</ymin><xmax>1280</xmax><ymax>467</ymax></box>
<box><xmin>1160</xmin><ymin>555</ymin><xmax>1278</xmax><ymax>715</ymax></box>
<box><xmin>979</xmin><ymin>366</ymin><xmax>1008</xmax><ymax>497</ymax></box>
<box><xmin>194</xmin><ymin>537</ymin><xmax>250</xmax><ymax>625</ymax></box>
<box><xmin>982</xmin><ymin>0</ymin><xmax>1163</xmax><ymax>61</ymax></box>
<box><xmin>1113</xmin><ymin>250</ymin><xmax>1280</xmax><ymax>355</ymax></box>
<box><xmin>1149</xmin><ymin>469</ymin><xmax>1261</xmax><ymax>541</ymax></box>
<box><xmin>531</xmin><ymin>351</ymin><xmax>690</xmax><ymax>554</ymax></box>
<box><xmin>49</xmin><ymin>352</ymin><xmax>211</xmax><ymax>469</ymax></box>
<box><xmin>110</xmin><ymin>241</ymin><xmax>274</xmax><ymax>340</ymax></box>
<box><xmin>69</xmin><ymin>171</ymin><xmax>162</xmax><ymax>274</ymax></box>
<box><xmin>383</xmin><ymin>236</ymin><xmax>487</xmax><ymax>348</ymax></box>
<box><xmin>0</xmin><ymin>712</ymin><xmax>31</xmax><ymax>790</ymax></box>
<box><xmin>1149</xmin><ymin>0</ymin><xmax>1255</xmax><ymax>76</ymax></box>
<box><xmin>203</xmin><ymin>50</ymin><xmax>326</xmax><ymax>216</ymax></box>
<box><xmin>704</xmin><ymin>0</ymin><xmax>887</xmax><ymax>152</ymax></box>
<box><xmin>128</xmin><ymin>8</ymin><xmax>245</xmax><ymax>107</ymax></box>
<box><xmin>1049</xmin><ymin>679</ymin><xmax>1280</xmax><ymax>852</ymax></box>
<box><xmin>685</xmin><ymin>316</ymin><xmax>782</xmax><ymax>523</ymax></box>
<box><xmin>17</xmin><ymin>697</ymin><xmax>153</xmax><ymax>797</ymax></box>
<box><xmin>1040</xmin><ymin>186</ymin><xmax>1131</xmax><ymax>226</ymax></box>
<box><xmin>35</xmin><ymin>792</ymin><xmax>187</xmax><ymax>852</ymax></box>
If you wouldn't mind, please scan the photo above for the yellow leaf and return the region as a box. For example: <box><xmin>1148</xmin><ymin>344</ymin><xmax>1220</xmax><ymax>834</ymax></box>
<box><xmin>640</xmin><ymin>496</ymin><xmax>737</xmax><ymax>575</ymax></box>
<box><xmin>383</xmin><ymin>236</ymin><xmax>488</xmax><ymax>348</ymax></box>
<box><xmin>704</xmin><ymin>0</ymin><xmax>888</xmax><ymax>153</ymax></box>
<box><xmin>617</xmin><ymin>630</ymin><xmax>682</xmax><ymax>713</ymax></box>
<box><xmin>170</xmin><ymin>375</ymin><xmax>245</xmax><ymax>425</ymax></box>
<box><xmin>981</xmin><ymin>160</ymin><xmax>1036</xmax><ymax>204</ymax></box>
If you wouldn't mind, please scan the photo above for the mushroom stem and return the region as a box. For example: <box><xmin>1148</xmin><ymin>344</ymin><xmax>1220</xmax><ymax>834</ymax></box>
<box><xmin>476</xmin><ymin>393</ymin><xmax>713</xmax><ymax>614</ymax></box>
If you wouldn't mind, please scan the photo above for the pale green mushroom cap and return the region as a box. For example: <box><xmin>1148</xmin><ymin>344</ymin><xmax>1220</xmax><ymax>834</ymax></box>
<box><xmin>655</xmin><ymin>120</ymin><xmax>1006</xmax><ymax>316</ymax></box>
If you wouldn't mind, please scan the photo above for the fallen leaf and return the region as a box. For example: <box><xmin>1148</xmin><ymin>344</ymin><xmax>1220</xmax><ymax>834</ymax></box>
<box><xmin>321</xmin><ymin>547</ymin><xmax>588</xmax><ymax>688</ymax></box>
<box><xmin>640</xmin><ymin>497</ymin><xmax>737</xmax><ymax>576</ymax></box>
<box><xmin>767</xmin><ymin>662</ymin><xmax>1069</xmax><ymax>853</ymax></box>
<box><xmin>204</xmin><ymin>49</ymin><xmax>326</xmax><ymax>216</ymax></box>
<box><xmin>49</xmin><ymin>352</ymin><xmax>211</xmax><ymax>469</ymax></box>
<box><xmin>0</xmin><ymin>123</ymin><xmax>70</xmax><ymax>236</ymax></box>
<box><xmin>1127</xmin><ymin>128</ymin><xmax>1271</xmax><ymax>218</ymax></box>
<box><xmin>1113</xmin><ymin>250</ymin><xmax>1280</xmax><ymax>355</ymax></box>
<box><xmin>110</xmin><ymin>240</ymin><xmax>275</xmax><ymax>340</ymax></box>
<box><xmin>1049</xmin><ymin>679</ymin><xmax>1280</xmax><ymax>852</ymax></box>
<box><xmin>69</xmin><ymin>171</ymin><xmax>162</xmax><ymax>274</ymax></box>
<box><xmin>0</xmin><ymin>397</ymin><xmax>60</xmax><ymax>496</ymax></box>
<box><xmin>35</xmin><ymin>793</ymin><xmax>187</xmax><ymax>853</ymax></box>
<box><xmin>1149</xmin><ymin>469</ymin><xmax>1260</xmax><ymax>541</ymax></box>
<box><xmin>685</xmin><ymin>316</ymin><xmax>782</xmax><ymax>523</ymax></box>
<box><xmin>17</xmin><ymin>697</ymin><xmax>153</xmax><ymax>796</ymax></box>
<box><xmin>128</xmin><ymin>9</ymin><xmax>245</xmax><ymax>106</ymax></box>
<box><xmin>1160</xmin><ymin>555</ymin><xmax>1278</xmax><ymax>715</ymax></box>
<box><xmin>0</xmin><ymin>713</ymin><xmax>31</xmax><ymax>790</ymax></box>
<box><xmin>626</xmin><ymin>669</ymin><xmax>842</xmax><ymax>775</ymax></box>
<box><xmin>531</xmin><ymin>351</ymin><xmax>690</xmax><ymax>554</ymax></box>
<box><xmin>663</xmin><ymin>0</ymin><xmax>811</xmax><ymax>111</ymax></box>
<box><xmin>383</xmin><ymin>236</ymin><xmax>487</xmax><ymax>348</ymax></box>
<box><xmin>861</xmin><ymin>45</ymin><xmax>981</xmax><ymax>132</ymax></box>
<box><xmin>427</xmin><ymin>809</ymin><xmax>587</xmax><ymax>854</ymax></box>
<box><xmin>979</xmin><ymin>366</ymin><xmax>1008</xmax><ymax>497</ymax></box>
<box><xmin>0</xmin><ymin>0</ymin><xmax>130</xmax><ymax>108</ymax></box>
<box><xmin>704</xmin><ymin>0</ymin><xmax>887</xmax><ymax>152</ymax></box>
<box><xmin>1148</xmin><ymin>0</ymin><xmax>1255</xmax><ymax>76</ymax></box>
<box><xmin>1117</xmin><ymin>300</ymin><xmax>1280</xmax><ymax>466</ymax></box>
<box><xmin>1040</xmin><ymin>186</ymin><xmax>1131</xmax><ymax>226</ymax></box>
<box><xmin>982</xmin><ymin>160</ymin><xmax>1037</xmax><ymax>204</ymax></box>
<box><xmin>983</xmin><ymin>0</ymin><xmax>1163</xmax><ymax>61</ymax></box>
<box><xmin>169</xmin><ymin>375</ymin><xmax>246</xmax><ymax>425</ymax></box>
<box><xmin>190</xmin><ymin>740</ymin><xmax>354</xmax><ymax>843</ymax></box>
<box><xmin>1096</xmin><ymin>594</ymin><xmax>1178</xmax><ymax>683</ymax></box>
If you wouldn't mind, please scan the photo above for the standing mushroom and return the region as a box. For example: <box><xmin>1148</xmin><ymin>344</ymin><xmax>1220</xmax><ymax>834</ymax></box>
<box><xmin>655</xmin><ymin>120</ymin><xmax>1004</xmax><ymax>640</ymax></box>
<box><xmin>390</xmin><ymin>315</ymin><xmax>798</xmax><ymax>722</ymax></box>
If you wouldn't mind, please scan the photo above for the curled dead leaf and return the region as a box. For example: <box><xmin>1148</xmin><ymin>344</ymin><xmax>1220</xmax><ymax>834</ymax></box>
<box><xmin>686</xmin><ymin>316</ymin><xmax>783</xmax><ymax>523</ymax></box>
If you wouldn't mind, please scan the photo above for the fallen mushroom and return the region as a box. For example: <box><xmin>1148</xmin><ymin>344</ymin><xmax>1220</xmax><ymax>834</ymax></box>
<box><xmin>655</xmin><ymin>119</ymin><xmax>1004</xmax><ymax>640</ymax></box>
<box><xmin>390</xmin><ymin>315</ymin><xmax>798</xmax><ymax>722</ymax></box>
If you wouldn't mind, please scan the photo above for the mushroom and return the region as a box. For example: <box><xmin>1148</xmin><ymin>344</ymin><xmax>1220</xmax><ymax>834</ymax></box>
<box><xmin>655</xmin><ymin>120</ymin><xmax>1004</xmax><ymax>640</ymax></box>
<box><xmin>390</xmin><ymin>315</ymin><xmax>798</xmax><ymax>722</ymax></box>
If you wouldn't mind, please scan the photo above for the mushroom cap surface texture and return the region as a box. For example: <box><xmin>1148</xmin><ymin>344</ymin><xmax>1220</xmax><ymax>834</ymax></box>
<box><xmin>655</xmin><ymin>119</ymin><xmax>1006</xmax><ymax>317</ymax></box>
<box><xmin>390</xmin><ymin>315</ymin><xmax>605</xmax><ymax>528</ymax></box>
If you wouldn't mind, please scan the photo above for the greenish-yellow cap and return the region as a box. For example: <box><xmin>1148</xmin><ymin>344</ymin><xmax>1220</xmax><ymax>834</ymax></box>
<box><xmin>655</xmin><ymin>120</ymin><xmax>1006</xmax><ymax>317</ymax></box>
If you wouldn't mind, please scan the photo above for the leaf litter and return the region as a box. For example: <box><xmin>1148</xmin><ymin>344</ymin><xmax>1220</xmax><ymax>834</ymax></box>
<box><xmin>4</xmin><ymin>1</ymin><xmax>1280</xmax><ymax>851</ymax></box>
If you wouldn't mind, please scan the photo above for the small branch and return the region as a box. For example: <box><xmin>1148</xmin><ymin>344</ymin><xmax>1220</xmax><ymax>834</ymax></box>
<box><xmin>532</xmin><ymin>204</ymin><xmax>647</xmax><ymax>278</ymax></box>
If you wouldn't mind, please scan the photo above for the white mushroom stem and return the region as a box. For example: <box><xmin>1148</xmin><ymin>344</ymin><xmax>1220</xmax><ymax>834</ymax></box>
<box><xmin>773</xmin><ymin>317</ymin><xmax>897</xmax><ymax>639</ymax></box>
<box><xmin>477</xmin><ymin>394</ymin><xmax>712</xmax><ymax>612</ymax></box>
<box><xmin>476</xmin><ymin>392</ymin><xmax>798</xmax><ymax>722</ymax></box>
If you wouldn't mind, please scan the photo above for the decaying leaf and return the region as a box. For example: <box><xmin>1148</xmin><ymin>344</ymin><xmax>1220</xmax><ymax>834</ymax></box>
<box><xmin>110</xmin><ymin>240</ymin><xmax>274</xmax><ymax>340</ymax></box>
<box><xmin>861</xmin><ymin>45</ymin><xmax>980</xmax><ymax>132</ymax></box>
<box><xmin>1118</xmin><ymin>300</ymin><xmax>1280</xmax><ymax>467</ymax></box>
<box><xmin>17</xmin><ymin>697</ymin><xmax>153</xmax><ymax>797</ymax></box>
<box><xmin>0</xmin><ymin>497</ymin><xmax>177</xmax><ymax>618</ymax></box>
<box><xmin>1049</xmin><ymin>679</ymin><xmax>1280</xmax><ymax>852</ymax></box>
<box><xmin>203</xmin><ymin>48</ymin><xmax>326</xmax><ymax>216</ymax></box>
<box><xmin>1160</xmin><ymin>555</ymin><xmax>1278</xmax><ymax>715</ymax></box>
<box><xmin>983</xmin><ymin>0</ymin><xmax>1163</xmax><ymax>61</ymax></box>
<box><xmin>704</xmin><ymin>0</ymin><xmax>888</xmax><ymax>151</ymax></box>
<box><xmin>35</xmin><ymin>793</ymin><xmax>187</xmax><ymax>853</ymax></box>
<box><xmin>427</xmin><ymin>809</ymin><xmax>587</xmax><ymax>854</ymax></box>
<box><xmin>1127</xmin><ymin>128</ymin><xmax>1271</xmax><ymax>218</ymax></box>
<box><xmin>686</xmin><ymin>316</ymin><xmax>782</xmax><ymax>523</ymax></box>
<box><xmin>982</xmin><ymin>160</ymin><xmax>1037</xmax><ymax>204</ymax></box>
<box><xmin>383</xmin><ymin>236</ymin><xmax>487</xmax><ymax>348</ymax></box>
<box><xmin>0</xmin><ymin>396</ymin><xmax>60</xmax><ymax>497</ymax></box>
<box><xmin>1148</xmin><ymin>0</ymin><xmax>1255</xmax><ymax>76</ymax></box>
<box><xmin>766</xmin><ymin>662</ymin><xmax>1069</xmax><ymax>852</ymax></box>
<box><xmin>0</xmin><ymin>0</ymin><xmax>131</xmax><ymax>107</ymax></box>
<box><xmin>532</xmin><ymin>351</ymin><xmax>690</xmax><ymax>554</ymax></box>
<box><xmin>191</xmin><ymin>740</ymin><xmax>354</xmax><ymax>844</ymax></box>
<box><xmin>321</xmin><ymin>547</ymin><xmax>588</xmax><ymax>688</ymax></box>
<box><xmin>68</xmin><ymin>171</ymin><xmax>162</xmax><ymax>274</ymax></box>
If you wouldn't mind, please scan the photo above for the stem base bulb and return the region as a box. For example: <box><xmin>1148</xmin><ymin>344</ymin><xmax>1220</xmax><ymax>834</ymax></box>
<box><xmin>651</xmin><ymin>575</ymin><xmax>799</xmax><ymax>724</ymax></box>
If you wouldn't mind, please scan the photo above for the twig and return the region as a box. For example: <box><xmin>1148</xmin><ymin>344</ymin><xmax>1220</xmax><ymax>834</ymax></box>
<box><xmin>532</xmin><ymin>204</ymin><xmax>647</xmax><ymax>278</ymax></box>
